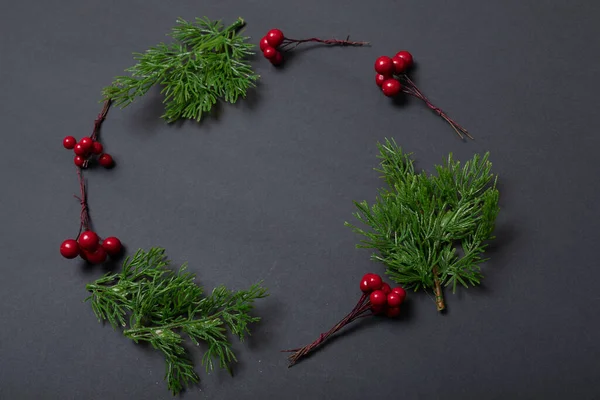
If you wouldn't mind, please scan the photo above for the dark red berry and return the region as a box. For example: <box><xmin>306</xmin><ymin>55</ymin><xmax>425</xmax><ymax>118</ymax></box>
<box><xmin>92</xmin><ymin>141</ymin><xmax>103</xmax><ymax>154</ymax></box>
<box><xmin>374</xmin><ymin>56</ymin><xmax>394</xmax><ymax>76</ymax></box>
<box><xmin>387</xmin><ymin>292</ymin><xmax>403</xmax><ymax>307</ymax></box>
<box><xmin>382</xmin><ymin>79</ymin><xmax>402</xmax><ymax>97</ymax></box>
<box><xmin>371</xmin><ymin>305</ymin><xmax>386</xmax><ymax>315</ymax></box>
<box><xmin>266</xmin><ymin>29</ymin><xmax>284</xmax><ymax>47</ymax></box>
<box><xmin>366</xmin><ymin>274</ymin><xmax>383</xmax><ymax>291</ymax></box>
<box><xmin>263</xmin><ymin>47</ymin><xmax>277</xmax><ymax>59</ymax></box>
<box><xmin>360</xmin><ymin>273</ymin><xmax>376</xmax><ymax>293</ymax></box>
<box><xmin>98</xmin><ymin>154</ymin><xmax>114</xmax><ymax>168</ymax></box>
<box><xmin>392</xmin><ymin>56</ymin><xmax>408</xmax><ymax>74</ymax></box>
<box><xmin>380</xmin><ymin>283</ymin><xmax>391</xmax><ymax>295</ymax></box>
<box><xmin>370</xmin><ymin>290</ymin><xmax>387</xmax><ymax>307</ymax></box>
<box><xmin>78</xmin><ymin>231</ymin><xmax>99</xmax><ymax>251</ymax></box>
<box><xmin>74</xmin><ymin>156</ymin><xmax>86</xmax><ymax>168</ymax></box>
<box><xmin>391</xmin><ymin>287</ymin><xmax>406</xmax><ymax>303</ymax></box>
<box><xmin>60</xmin><ymin>239</ymin><xmax>80</xmax><ymax>259</ymax></box>
<box><xmin>102</xmin><ymin>237</ymin><xmax>122</xmax><ymax>256</ymax></box>
<box><xmin>74</xmin><ymin>143</ymin><xmax>90</xmax><ymax>156</ymax></box>
<box><xmin>395</xmin><ymin>51</ymin><xmax>414</xmax><ymax>68</ymax></box>
<box><xmin>259</xmin><ymin>36</ymin><xmax>270</xmax><ymax>51</ymax></box>
<box><xmin>79</xmin><ymin>137</ymin><xmax>93</xmax><ymax>151</ymax></box>
<box><xmin>63</xmin><ymin>136</ymin><xmax>76</xmax><ymax>149</ymax></box>
<box><xmin>376</xmin><ymin>74</ymin><xmax>387</xmax><ymax>87</ymax></box>
<box><xmin>271</xmin><ymin>51</ymin><xmax>283</xmax><ymax>66</ymax></box>
<box><xmin>386</xmin><ymin>307</ymin><xmax>401</xmax><ymax>318</ymax></box>
<box><xmin>83</xmin><ymin>246</ymin><xmax>107</xmax><ymax>264</ymax></box>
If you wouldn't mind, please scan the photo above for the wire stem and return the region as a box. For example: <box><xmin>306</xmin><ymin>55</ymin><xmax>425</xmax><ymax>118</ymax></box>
<box><xmin>280</xmin><ymin>36</ymin><xmax>369</xmax><ymax>51</ymax></box>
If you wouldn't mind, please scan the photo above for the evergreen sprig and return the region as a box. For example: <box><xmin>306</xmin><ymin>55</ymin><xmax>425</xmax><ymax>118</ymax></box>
<box><xmin>85</xmin><ymin>248</ymin><xmax>268</xmax><ymax>395</ymax></box>
<box><xmin>102</xmin><ymin>17</ymin><xmax>258</xmax><ymax>122</ymax></box>
<box><xmin>346</xmin><ymin>139</ymin><xmax>499</xmax><ymax>311</ymax></box>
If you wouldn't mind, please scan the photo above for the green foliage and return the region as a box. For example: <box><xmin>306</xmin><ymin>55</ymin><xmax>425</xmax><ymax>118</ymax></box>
<box><xmin>345</xmin><ymin>138</ymin><xmax>499</xmax><ymax>310</ymax></box>
<box><xmin>85</xmin><ymin>248</ymin><xmax>268</xmax><ymax>395</ymax></box>
<box><xmin>102</xmin><ymin>17</ymin><xmax>258</xmax><ymax>122</ymax></box>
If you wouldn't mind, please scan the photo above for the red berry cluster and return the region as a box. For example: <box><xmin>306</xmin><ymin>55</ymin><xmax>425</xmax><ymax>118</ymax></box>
<box><xmin>63</xmin><ymin>135</ymin><xmax>114</xmax><ymax>168</ymax></box>
<box><xmin>374</xmin><ymin>50</ymin><xmax>414</xmax><ymax>97</ymax></box>
<box><xmin>360</xmin><ymin>273</ymin><xmax>406</xmax><ymax>317</ymax></box>
<box><xmin>60</xmin><ymin>232</ymin><xmax>122</xmax><ymax>264</ymax></box>
<box><xmin>259</xmin><ymin>29</ymin><xmax>285</xmax><ymax>66</ymax></box>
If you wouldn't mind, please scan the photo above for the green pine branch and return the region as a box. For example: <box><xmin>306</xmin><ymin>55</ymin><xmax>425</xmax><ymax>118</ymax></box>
<box><xmin>85</xmin><ymin>248</ymin><xmax>268</xmax><ymax>395</ymax></box>
<box><xmin>345</xmin><ymin>138</ymin><xmax>500</xmax><ymax>311</ymax></box>
<box><xmin>102</xmin><ymin>17</ymin><xmax>259</xmax><ymax>123</ymax></box>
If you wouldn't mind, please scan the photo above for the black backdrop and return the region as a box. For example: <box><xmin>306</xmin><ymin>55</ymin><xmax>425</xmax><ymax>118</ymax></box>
<box><xmin>1</xmin><ymin>0</ymin><xmax>599</xmax><ymax>399</ymax></box>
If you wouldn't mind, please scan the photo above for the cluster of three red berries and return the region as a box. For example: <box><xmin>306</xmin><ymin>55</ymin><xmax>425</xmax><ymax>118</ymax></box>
<box><xmin>360</xmin><ymin>273</ymin><xmax>407</xmax><ymax>317</ymax></box>
<box><xmin>60</xmin><ymin>231</ymin><xmax>122</xmax><ymax>264</ymax></box>
<box><xmin>374</xmin><ymin>50</ymin><xmax>414</xmax><ymax>97</ymax></box>
<box><xmin>63</xmin><ymin>136</ymin><xmax>113</xmax><ymax>168</ymax></box>
<box><xmin>259</xmin><ymin>29</ymin><xmax>286</xmax><ymax>66</ymax></box>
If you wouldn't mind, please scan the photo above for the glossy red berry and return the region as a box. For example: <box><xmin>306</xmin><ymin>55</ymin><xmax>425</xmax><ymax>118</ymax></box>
<box><xmin>271</xmin><ymin>51</ymin><xmax>283</xmax><ymax>66</ymax></box>
<box><xmin>395</xmin><ymin>51</ymin><xmax>414</xmax><ymax>68</ymax></box>
<box><xmin>98</xmin><ymin>153</ymin><xmax>114</xmax><ymax>168</ymax></box>
<box><xmin>74</xmin><ymin>156</ymin><xmax>86</xmax><ymax>168</ymax></box>
<box><xmin>102</xmin><ymin>236</ymin><xmax>122</xmax><ymax>256</ymax></box>
<box><xmin>259</xmin><ymin>36</ymin><xmax>270</xmax><ymax>51</ymax></box>
<box><xmin>366</xmin><ymin>274</ymin><xmax>383</xmax><ymax>291</ymax></box>
<box><xmin>92</xmin><ymin>141</ymin><xmax>103</xmax><ymax>154</ymax></box>
<box><xmin>370</xmin><ymin>290</ymin><xmax>387</xmax><ymax>307</ymax></box>
<box><xmin>74</xmin><ymin>143</ymin><xmax>90</xmax><ymax>156</ymax></box>
<box><xmin>83</xmin><ymin>246</ymin><xmax>107</xmax><ymax>264</ymax></box>
<box><xmin>60</xmin><ymin>239</ymin><xmax>80</xmax><ymax>259</ymax></box>
<box><xmin>380</xmin><ymin>283</ymin><xmax>391</xmax><ymax>295</ymax></box>
<box><xmin>266</xmin><ymin>29</ymin><xmax>284</xmax><ymax>47</ymax></box>
<box><xmin>386</xmin><ymin>307</ymin><xmax>401</xmax><ymax>318</ymax></box>
<box><xmin>79</xmin><ymin>137</ymin><xmax>93</xmax><ymax>151</ymax></box>
<box><xmin>63</xmin><ymin>136</ymin><xmax>76</xmax><ymax>149</ymax></box>
<box><xmin>374</xmin><ymin>56</ymin><xmax>394</xmax><ymax>76</ymax></box>
<box><xmin>387</xmin><ymin>292</ymin><xmax>403</xmax><ymax>307</ymax></box>
<box><xmin>360</xmin><ymin>273</ymin><xmax>375</xmax><ymax>292</ymax></box>
<box><xmin>78</xmin><ymin>231</ymin><xmax>99</xmax><ymax>251</ymax></box>
<box><xmin>391</xmin><ymin>287</ymin><xmax>407</xmax><ymax>303</ymax></box>
<box><xmin>263</xmin><ymin>47</ymin><xmax>277</xmax><ymax>59</ymax></box>
<box><xmin>375</xmin><ymin>74</ymin><xmax>387</xmax><ymax>87</ymax></box>
<box><xmin>382</xmin><ymin>79</ymin><xmax>402</xmax><ymax>97</ymax></box>
<box><xmin>392</xmin><ymin>56</ymin><xmax>408</xmax><ymax>73</ymax></box>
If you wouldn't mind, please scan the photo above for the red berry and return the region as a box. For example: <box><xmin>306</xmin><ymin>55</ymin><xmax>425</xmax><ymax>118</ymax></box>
<box><xmin>74</xmin><ymin>143</ymin><xmax>90</xmax><ymax>156</ymax></box>
<box><xmin>83</xmin><ymin>246</ymin><xmax>107</xmax><ymax>265</ymax></box>
<box><xmin>370</xmin><ymin>290</ymin><xmax>387</xmax><ymax>307</ymax></box>
<box><xmin>392</xmin><ymin>56</ymin><xmax>408</xmax><ymax>73</ymax></box>
<box><xmin>380</xmin><ymin>283</ymin><xmax>391</xmax><ymax>295</ymax></box>
<box><xmin>263</xmin><ymin>47</ymin><xmax>277</xmax><ymax>59</ymax></box>
<box><xmin>92</xmin><ymin>141</ymin><xmax>103</xmax><ymax>154</ymax></box>
<box><xmin>391</xmin><ymin>287</ymin><xmax>407</xmax><ymax>303</ymax></box>
<box><xmin>266</xmin><ymin>29</ymin><xmax>284</xmax><ymax>47</ymax></box>
<box><xmin>271</xmin><ymin>51</ymin><xmax>283</xmax><ymax>66</ymax></box>
<box><xmin>60</xmin><ymin>239</ymin><xmax>80</xmax><ymax>259</ymax></box>
<box><xmin>98</xmin><ymin>153</ymin><xmax>114</xmax><ymax>168</ymax></box>
<box><xmin>102</xmin><ymin>237</ymin><xmax>122</xmax><ymax>256</ymax></box>
<box><xmin>374</xmin><ymin>56</ymin><xmax>394</xmax><ymax>76</ymax></box>
<box><xmin>78</xmin><ymin>231</ymin><xmax>99</xmax><ymax>251</ymax></box>
<box><xmin>371</xmin><ymin>305</ymin><xmax>386</xmax><ymax>315</ymax></box>
<box><xmin>360</xmin><ymin>273</ymin><xmax>375</xmax><ymax>293</ymax></box>
<box><xmin>366</xmin><ymin>274</ymin><xmax>383</xmax><ymax>291</ymax></box>
<box><xmin>382</xmin><ymin>79</ymin><xmax>402</xmax><ymax>97</ymax></box>
<box><xmin>259</xmin><ymin>36</ymin><xmax>270</xmax><ymax>51</ymax></box>
<box><xmin>79</xmin><ymin>137</ymin><xmax>93</xmax><ymax>151</ymax></box>
<box><xmin>386</xmin><ymin>307</ymin><xmax>401</xmax><ymax>318</ymax></box>
<box><xmin>387</xmin><ymin>292</ymin><xmax>403</xmax><ymax>307</ymax></box>
<box><xmin>74</xmin><ymin>156</ymin><xmax>86</xmax><ymax>168</ymax></box>
<box><xmin>63</xmin><ymin>136</ymin><xmax>76</xmax><ymax>149</ymax></box>
<box><xmin>375</xmin><ymin>74</ymin><xmax>387</xmax><ymax>87</ymax></box>
<box><xmin>395</xmin><ymin>51</ymin><xmax>414</xmax><ymax>68</ymax></box>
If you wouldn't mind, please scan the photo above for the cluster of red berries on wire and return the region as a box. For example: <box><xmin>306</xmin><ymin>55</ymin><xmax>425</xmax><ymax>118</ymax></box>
<box><xmin>284</xmin><ymin>272</ymin><xmax>406</xmax><ymax>367</ymax></box>
<box><xmin>374</xmin><ymin>50</ymin><xmax>472</xmax><ymax>140</ymax></box>
<box><xmin>259</xmin><ymin>28</ymin><xmax>369</xmax><ymax>67</ymax></box>
<box><xmin>63</xmin><ymin>135</ymin><xmax>114</xmax><ymax>168</ymax></box>
<box><xmin>60</xmin><ymin>232</ymin><xmax>122</xmax><ymax>264</ymax></box>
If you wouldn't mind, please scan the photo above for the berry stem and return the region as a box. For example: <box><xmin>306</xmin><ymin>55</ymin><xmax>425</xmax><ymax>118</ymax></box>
<box><xmin>432</xmin><ymin>265</ymin><xmax>446</xmax><ymax>312</ymax></box>
<box><xmin>280</xmin><ymin>36</ymin><xmax>369</xmax><ymax>51</ymax></box>
<box><xmin>399</xmin><ymin>74</ymin><xmax>473</xmax><ymax>140</ymax></box>
<box><xmin>75</xmin><ymin>168</ymin><xmax>91</xmax><ymax>238</ymax></box>
<box><xmin>283</xmin><ymin>295</ymin><xmax>373</xmax><ymax>367</ymax></box>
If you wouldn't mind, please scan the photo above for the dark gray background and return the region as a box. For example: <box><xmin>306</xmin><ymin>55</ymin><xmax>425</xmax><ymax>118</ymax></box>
<box><xmin>1</xmin><ymin>0</ymin><xmax>599</xmax><ymax>399</ymax></box>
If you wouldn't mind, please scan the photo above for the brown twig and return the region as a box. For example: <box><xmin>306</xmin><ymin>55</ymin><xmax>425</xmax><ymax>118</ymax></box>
<box><xmin>432</xmin><ymin>266</ymin><xmax>445</xmax><ymax>312</ymax></box>
<box><xmin>280</xmin><ymin>36</ymin><xmax>369</xmax><ymax>51</ymax></box>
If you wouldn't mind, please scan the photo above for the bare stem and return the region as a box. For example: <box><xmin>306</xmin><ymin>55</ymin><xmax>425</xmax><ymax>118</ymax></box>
<box><xmin>280</xmin><ymin>36</ymin><xmax>369</xmax><ymax>51</ymax></box>
<box><xmin>432</xmin><ymin>266</ymin><xmax>446</xmax><ymax>312</ymax></box>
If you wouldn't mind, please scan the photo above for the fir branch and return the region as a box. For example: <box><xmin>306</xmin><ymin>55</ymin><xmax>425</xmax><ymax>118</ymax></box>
<box><xmin>102</xmin><ymin>17</ymin><xmax>258</xmax><ymax>123</ymax></box>
<box><xmin>345</xmin><ymin>138</ymin><xmax>500</xmax><ymax>311</ymax></box>
<box><xmin>85</xmin><ymin>248</ymin><xmax>268</xmax><ymax>395</ymax></box>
